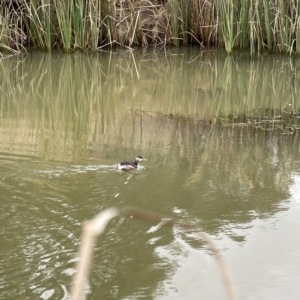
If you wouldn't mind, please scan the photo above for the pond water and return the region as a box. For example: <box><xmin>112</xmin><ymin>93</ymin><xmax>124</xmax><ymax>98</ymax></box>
<box><xmin>1</xmin><ymin>49</ymin><xmax>300</xmax><ymax>300</ymax></box>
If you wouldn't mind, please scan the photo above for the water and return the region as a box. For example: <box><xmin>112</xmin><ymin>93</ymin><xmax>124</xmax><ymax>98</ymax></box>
<box><xmin>1</xmin><ymin>49</ymin><xmax>300</xmax><ymax>300</ymax></box>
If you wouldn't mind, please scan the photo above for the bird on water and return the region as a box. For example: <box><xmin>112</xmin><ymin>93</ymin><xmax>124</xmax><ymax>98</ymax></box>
<box><xmin>117</xmin><ymin>155</ymin><xmax>147</xmax><ymax>171</ymax></box>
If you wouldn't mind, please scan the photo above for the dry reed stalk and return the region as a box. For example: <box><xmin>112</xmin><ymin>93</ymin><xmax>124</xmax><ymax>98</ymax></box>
<box><xmin>71</xmin><ymin>207</ymin><xmax>238</xmax><ymax>300</ymax></box>
<box><xmin>0</xmin><ymin>2</ymin><xmax>27</xmax><ymax>53</ymax></box>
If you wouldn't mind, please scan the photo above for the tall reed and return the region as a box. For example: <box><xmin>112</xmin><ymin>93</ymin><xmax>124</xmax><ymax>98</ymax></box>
<box><xmin>2</xmin><ymin>0</ymin><xmax>300</xmax><ymax>54</ymax></box>
<box><xmin>181</xmin><ymin>0</ymin><xmax>190</xmax><ymax>44</ymax></box>
<box><xmin>54</xmin><ymin>1</ymin><xmax>72</xmax><ymax>51</ymax></box>
<box><xmin>26</xmin><ymin>0</ymin><xmax>52</xmax><ymax>50</ymax></box>
<box><xmin>101</xmin><ymin>0</ymin><xmax>115</xmax><ymax>46</ymax></box>
<box><xmin>0</xmin><ymin>3</ymin><xmax>26</xmax><ymax>53</ymax></box>
<box><xmin>89</xmin><ymin>0</ymin><xmax>100</xmax><ymax>50</ymax></box>
<box><xmin>217</xmin><ymin>0</ymin><xmax>235</xmax><ymax>54</ymax></box>
<box><xmin>0</xmin><ymin>7</ymin><xmax>10</xmax><ymax>51</ymax></box>
<box><xmin>171</xmin><ymin>0</ymin><xmax>180</xmax><ymax>46</ymax></box>
<box><xmin>262</xmin><ymin>0</ymin><xmax>272</xmax><ymax>51</ymax></box>
<box><xmin>73</xmin><ymin>0</ymin><xmax>87</xmax><ymax>49</ymax></box>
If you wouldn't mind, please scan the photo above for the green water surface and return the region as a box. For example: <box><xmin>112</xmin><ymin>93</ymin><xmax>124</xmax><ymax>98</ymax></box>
<box><xmin>1</xmin><ymin>49</ymin><xmax>300</xmax><ymax>300</ymax></box>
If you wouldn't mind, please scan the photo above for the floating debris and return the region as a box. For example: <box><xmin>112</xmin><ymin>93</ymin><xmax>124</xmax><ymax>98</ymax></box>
<box><xmin>216</xmin><ymin>107</ymin><xmax>300</xmax><ymax>135</ymax></box>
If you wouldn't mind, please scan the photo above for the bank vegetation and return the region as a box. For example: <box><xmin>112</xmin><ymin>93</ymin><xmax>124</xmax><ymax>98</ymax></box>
<box><xmin>1</xmin><ymin>0</ymin><xmax>300</xmax><ymax>55</ymax></box>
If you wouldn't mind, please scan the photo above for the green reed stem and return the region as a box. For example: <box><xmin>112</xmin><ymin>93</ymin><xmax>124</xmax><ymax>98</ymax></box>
<box><xmin>172</xmin><ymin>0</ymin><xmax>179</xmax><ymax>47</ymax></box>
<box><xmin>25</xmin><ymin>0</ymin><xmax>51</xmax><ymax>50</ymax></box>
<box><xmin>218</xmin><ymin>0</ymin><xmax>235</xmax><ymax>54</ymax></box>
<box><xmin>54</xmin><ymin>1</ymin><xmax>72</xmax><ymax>51</ymax></box>
<box><xmin>102</xmin><ymin>0</ymin><xmax>115</xmax><ymax>46</ymax></box>
<box><xmin>73</xmin><ymin>0</ymin><xmax>84</xmax><ymax>49</ymax></box>
<box><xmin>262</xmin><ymin>0</ymin><xmax>272</xmax><ymax>51</ymax></box>
<box><xmin>238</xmin><ymin>0</ymin><xmax>249</xmax><ymax>49</ymax></box>
<box><xmin>90</xmin><ymin>0</ymin><xmax>100</xmax><ymax>50</ymax></box>
<box><xmin>181</xmin><ymin>0</ymin><xmax>190</xmax><ymax>45</ymax></box>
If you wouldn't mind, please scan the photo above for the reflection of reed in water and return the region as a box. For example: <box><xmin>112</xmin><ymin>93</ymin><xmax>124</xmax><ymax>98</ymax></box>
<box><xmin>183</xmin><ymin>125</ymin><xmax>297</xmax><ymax>195</ymax></box>
<box><xmin>0</xmin><ymin>50</ymin><xmax>300</xmax><ymax>164</ymax></box>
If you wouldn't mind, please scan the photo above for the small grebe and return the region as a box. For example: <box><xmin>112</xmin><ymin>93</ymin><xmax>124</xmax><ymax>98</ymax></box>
<box><xmin>117</xmin><ymin>155</ymin><xmax>147</xmax><ymax>171</ymax></box>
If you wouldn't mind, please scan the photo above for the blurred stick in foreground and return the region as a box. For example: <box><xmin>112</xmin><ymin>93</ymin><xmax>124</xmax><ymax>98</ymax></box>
<box><xmin>70</xmin><ymin>207</ymin><xmax>239</xmax><ymax>300</ymax></box>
